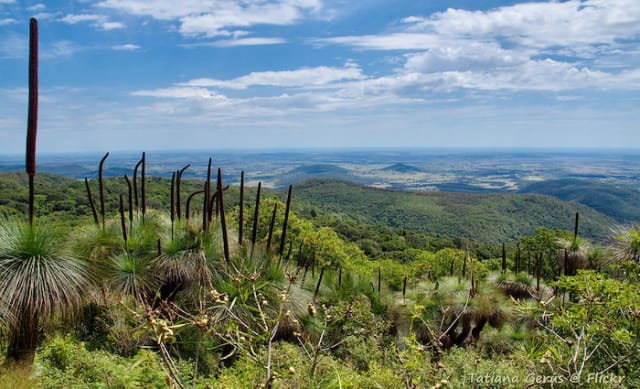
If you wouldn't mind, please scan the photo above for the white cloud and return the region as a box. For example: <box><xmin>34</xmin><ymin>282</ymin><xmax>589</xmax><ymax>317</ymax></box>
<box><xmin>0</xmin><ymin>34</ymin><xmax>26</xmax><ymax>59</ymax></box>
<box><xmin>60</xmin><ymin>14</ymin><xmax>103</xmax><ymax>24</ymax></box>
<box><xmin>0</xmin><ymin>0</ymin><xmax>16</xmax><ymax>3</ymax></box>
<box><xmin>0</xmin><ymin>18</ymin><xmax>16</xmax><ymax>25</ymax></box>
<box><xmin>414</xmin><ymin>0</ymin><xmax>640</xmax><ymax>48</ymax></box>
<box><xmin>32</xmin><ymin>12</ymin><xmax>58</xmax><ymax>20</ymax></box>
<box><xmin>97</xmin><ymin>0</ymin><xmax>323</xmax><ymax>37</ymax></box>
<box><xmin>132</xmin><ymin>87</ymin><xmax>229</xmax><ymax>101</ymax></box>
<box><xmin>325</xmin><ymin>1</ymin><xmax>640</xmax><ymax>53</ymax></box>
<box><xmin>42</xmin><ymin>40</ymin><xmax>80</xmax><ymax>58</ymax></box>
<box><xmin>318</xmin><ymin>33</ymin><xmax>443</xmax><ymax>50</ymax></box>
<box><xmin>59</xmin><ymin>13</ymin><xmax>125</xmax><ymax>30</ymax></box>
<box><xmin>556</xmin><ymin>95</ymin><xmax>584</xmax><ymax>101</ymax></box>
<box><xmin>27</xmin><ymin>3</ymin><xmax>46</xmax><ymax>11</ymax></box>
<box><xmin>112</xmin><ymin>43</ymin><xmax>141</xmax><ymax>51</ymax></box>
<box><xmin>318</xmin><ymin>0</ymin><xmax>640</xmax><ymax>93</ymax></box>
<box><xmin>403</xmin><ymin>41</ymin><xmax>529</xmax><ymax>72</ymax></box>
<box><xmin>101</xmin><ymin>21</ymin><xmax>125</xmax><ymax>30</ymax></box>
<box><xmin>202</xmin><ymin>37</ymin><xmax>286</xmax><ymax>47</ymax></box>
<box><xmin>181</xmin><ymin>64</ymin><xmax>364</xmax><ymax>89</ymax></box>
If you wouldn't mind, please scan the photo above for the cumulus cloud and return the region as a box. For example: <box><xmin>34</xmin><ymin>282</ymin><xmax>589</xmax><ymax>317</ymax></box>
<box><xmin>403</xmin><ymin>41</ymin><xmax>529</xmax><ymax>72</ymax></box>
<box><xmin>323</xmin><ymin>1</ymin><xmax>640</xmax><ymax>54</ymax></box>
<box><xmin>60</xmin><ymin>14</ymin><xmax>103</xmax><ymax>24</ymax></box>
<box><xmin>0</xmin><ymin>18</ymin><xmax>16</xmax><ymax>25</ymax></box>
<box><xmin>97</xmin><ymin>0</ymin><xmax>323</xmax><ymax>37</ymax></box>
<box><xmin>180</xmin><ymin>64</ymin><xmax>364</xmax><ymax>89</ymax></box>
<box><xmin>409</xmin><ymin>0</ymin><xmax>640</xmax><ymax>48</ymax></box>
<box><xmin>59</xmin><ymin>13</ymin><xmax>125</xmax><ymax>30</ymax></box>
<box><xmin>317</xmin><ymin>0</ymin><xmax>640</xmax><ymax>93</ymax></box>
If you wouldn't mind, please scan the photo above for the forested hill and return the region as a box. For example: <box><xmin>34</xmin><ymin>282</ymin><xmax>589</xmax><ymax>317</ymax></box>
<box><xmin>519</xmin><ymin>179</ymin><xmax>640</xmax><ymax>223</ymax></box>
<box><xmin>0</xmin><ymin>172</ymin><xmax>618</xmax><ymax>244</ymax></box>
<box><xmin>293</xmin><ymin>179</ymin><xmax>615</xmax><ymax>244</ymax></box>
<box><xmin>0</xmin><ymin>172</ymin><xmax>205</xmax><ymax>222</ymax></box>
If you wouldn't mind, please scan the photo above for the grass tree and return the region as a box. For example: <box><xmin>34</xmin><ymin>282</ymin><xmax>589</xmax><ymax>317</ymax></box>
<box><xmin>609</xmin><ymin>224</ymin><xmax>640</xmax><ymax>264</ymax></box>
<box><xmin>608</xmin><ymin>224</ymin><xmax>640</xmax><ymax>279</ymax></box>
<box><xmin>0</xmin><ymin>218</ymin><xmax>90</xmax><ymax>364</ymax></box>
<box><xmin>417</xmin><ymin>275</ymin><xmax>514</xmax><ymax>351</ymax></box>
<box><xmin>0</xmin><ymin>17</ymin><xmax>91</xmax><ymax>365</ymax></box>
<box><xmin>557</xmin><ymin>236</ymin><xmax>591</xmax><ymax>276</ymax></box>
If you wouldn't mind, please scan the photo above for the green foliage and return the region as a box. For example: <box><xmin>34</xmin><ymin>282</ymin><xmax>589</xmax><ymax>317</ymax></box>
<box><xmin>520</xmin><ymin>270</ymin><xmax>640</xmax><ymax>386</ymax></box>
<box><xmin>37</xmin><ymin>335</ymin><xmax>169</xmax><ymax>388</ymax></box>
<box><xmin>323</xmin><ymin>296</ymin><xmax>392</xmax><ymax>371</ymax></box>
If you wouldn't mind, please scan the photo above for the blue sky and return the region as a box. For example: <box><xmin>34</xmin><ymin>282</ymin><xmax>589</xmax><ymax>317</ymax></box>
<box><xmin>0</xmin><ymin>0</ymin><xmax>639</xmax><ymax>153</ymax></box>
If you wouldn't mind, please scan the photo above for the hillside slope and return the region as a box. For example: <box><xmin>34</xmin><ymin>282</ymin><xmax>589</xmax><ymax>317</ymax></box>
<box><xmin>519</xmin><ymin>179</ymin><xmax>640</xmax><ymax>223</ymax></box>
<box><xmin>294</xmin><ymin>179</ymin><xmax>616</xmax><ymax>244</ymax></box>
<box><xmin>0</xmin><ymin>172</ymin><xmax>206</xmax><ymax>221</ymax></box>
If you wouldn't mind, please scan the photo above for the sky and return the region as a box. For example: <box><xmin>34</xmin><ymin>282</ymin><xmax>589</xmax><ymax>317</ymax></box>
<box><xmin>0</xmin><ymin>0</ymin><xmax>639</xmax><ymax>153</ymax></box>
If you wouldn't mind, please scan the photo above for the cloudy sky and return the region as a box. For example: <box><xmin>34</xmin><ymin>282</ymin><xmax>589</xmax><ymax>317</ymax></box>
<box><xmin>0</xmin><ymin>0</ymin><xmax>639</xmax><ymax>153</ymax></box>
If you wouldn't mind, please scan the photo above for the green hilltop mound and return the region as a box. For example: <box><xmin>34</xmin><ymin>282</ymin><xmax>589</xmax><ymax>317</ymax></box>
<box><xmin>380</xmin><ymin>163</ymin><xmax>424</xmax><ymax>173</ymax></box>
<box><xmin>294</xmin><ymin>178</ymin><xmax>615</xmax><ymax>244</ymax></box>
<box><xmin>289</xmin><ymin>164</ymin><xmax>351</xmax><ymax>175</ymax></box>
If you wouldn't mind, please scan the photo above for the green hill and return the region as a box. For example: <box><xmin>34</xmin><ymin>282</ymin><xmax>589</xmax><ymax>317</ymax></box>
<box><xmin>293</xmin><ymin>178</ymin><xmax>616</xmax><ymax>244</ymax></box>
<box><xmin>519</xmin><ymin>179</ymin><xmax>640</xmax><ymax>223</ymax></box>
<box><xmin>380</xmin><ymin>163</ymin><xmax>424</xmax><ymax>173</ymax></box>
<box><xmin>0</xmin><ymin>171</ymin><xmax>206</xmax><ymax>222</ymax></box>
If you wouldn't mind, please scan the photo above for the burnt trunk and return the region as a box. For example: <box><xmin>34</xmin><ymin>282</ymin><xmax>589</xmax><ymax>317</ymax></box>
<box><xmin>279</xmin><ymin>185</ymin><xmax>292</xmax><ymax>255</ymax></box>
<box><xmin>141</xmin><ymin>152</ymin><xmax>146</xmax><ymax>218</ymax></box>
<box><xmin>176</xmin><ymin>164</ymin><xmax>190</xmax><ymax>220</ymax></box>
<box><xmin>7</xmin><ymin>309</ymin><xmax>39</xmax><ymax>365</ymax></box>
<box><xmin>238</xmin><ymin>171</ymin><xmax>244</xmax><ymax>243</ymax></box>
<box><xmin>84</xmin><ymin>177</ymin><xmax>99</xmax><ymax>225</ymax></box>
<box><xmin>98</xmin><ymin>152</ymin><xmax>109</xmax><ymax>229</ymax></box>
<box><xmin>267</xmin><ymin>202</ymin><xmax>278</xmax><ymax>252</ymax></box>
<box><xmin>218</xmin><ymin>169</ymin><xmax>230</xmax><ymax>264</ymax></box>
<box><xmin>251</xmin><ymin>182</ymin><xmax>262</xmax><ymax>248</ymax></box>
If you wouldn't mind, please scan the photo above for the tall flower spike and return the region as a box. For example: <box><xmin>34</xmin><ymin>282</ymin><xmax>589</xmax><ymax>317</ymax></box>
<box><xmin>26</xmin><ymin>18</ymin><xmax>38</xmax><ymax>227</ymax></box>
<box><xmin>279</xmin><ymin>185</ymin><xmax>292</xmax><ymax>255</ymax></box>
<box><xmin>98</xmin><ymin>152</ymin><xmax>109</xmax><ymax>230</ymax></box>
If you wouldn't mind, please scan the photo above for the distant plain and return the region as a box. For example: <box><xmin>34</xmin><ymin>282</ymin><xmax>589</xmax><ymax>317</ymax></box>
<box><xmin>1</xmin><ymin>148</ymin><xmax>637</xmax><ymax>192</ymax></box>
